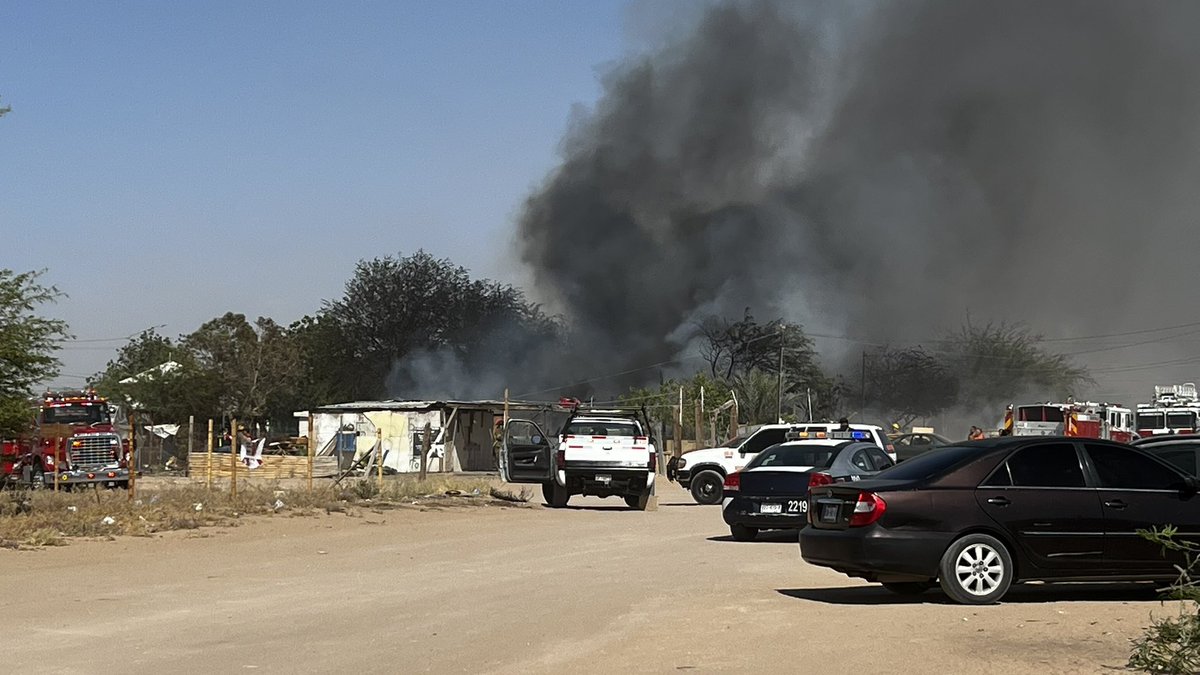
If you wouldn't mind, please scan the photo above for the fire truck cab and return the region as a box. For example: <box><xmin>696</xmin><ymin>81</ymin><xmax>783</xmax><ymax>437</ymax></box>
<box><xmin>1135</xmin><ymin>383</ymin><xmax>1200</xmax><ymax>438</ymax></box>
<box><xmin>1</xmin><ymin>390</ymin><xmax>130</xmax><ymax>489</ymax></box>
<box><xmin>1012</xmin><ymin>400</ymin><xmax>1135</xmax><ymax>443</ymax></box>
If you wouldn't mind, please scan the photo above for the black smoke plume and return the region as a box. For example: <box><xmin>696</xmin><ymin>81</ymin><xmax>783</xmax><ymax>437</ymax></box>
<box><xmin>516</xmin><ymin>0</ymin><xmax>1200</xmax><ymax>402</ymax></box>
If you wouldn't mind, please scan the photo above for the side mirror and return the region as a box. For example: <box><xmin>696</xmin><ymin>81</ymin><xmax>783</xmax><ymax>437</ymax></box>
<box><xmin>1184</xmin><ymin>476</ymin><xmax>1199</xmax><ymax>496</ymax></box>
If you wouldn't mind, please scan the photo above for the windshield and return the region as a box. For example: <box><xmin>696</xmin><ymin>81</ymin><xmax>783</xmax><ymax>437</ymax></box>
<box><xmin>874</xmin><ymin>445</ymin><xmax>983</xmax><ymax>481</ymax></box>
<box><xmin>723</xmin><ymin>434</ymin><xmax>748</xmax><ymax>448</ymax></box>
<box><xmin>42</xmin><ymin>404</ymin><xmax>110</xmax><ymax>426</ymax></box>
<box><xmin>1137</xmin><ymin>412</ymin><xmax>1165</xmax><ymax>429</ymax></box>
<box><xmin>1018</xmin><ymin>406</ymin><xmax>1064</xmax><ymax>423</ymax></box>
<box><xmin>564</xmin><ymin>421</ymin><xmax>639</xmax><ymax>437</ymax></box>
<box><xmin>1168</xmin><ymin>412</ymin><xmax>1196</xmax><ymax>429</ymax></box>
<box><xmin>745</xmin><ymin>444</ymin><xmax>837</xmax><ymax>469</ymax></box>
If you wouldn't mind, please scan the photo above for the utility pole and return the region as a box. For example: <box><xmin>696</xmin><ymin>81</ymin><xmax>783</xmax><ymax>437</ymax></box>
<box><xmin>776</xmin><ymin>325</ymin><xmax>784</xmax><ymax>422</ymax></box>
<box><xmin>860</xmin><ymin>350</ymin><xmax>867</xmax><ymax>419</ymax></box>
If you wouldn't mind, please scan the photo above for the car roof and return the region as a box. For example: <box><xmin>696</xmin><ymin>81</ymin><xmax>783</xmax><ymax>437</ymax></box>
<box><xmin>1133</xmin><ymin>433</ymin><xmax>1200</xmax><ymax>446</ymax></box>
<box><xmin>568</xmin><ymin>416</ymin><xmax>640</xmax><ymax>424</ymax></box>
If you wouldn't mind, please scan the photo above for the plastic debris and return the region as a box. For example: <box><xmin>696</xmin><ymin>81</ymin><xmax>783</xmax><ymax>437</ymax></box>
<box><xmin>101</xmin><ymin>516</ymin><xmax>116</xmax><ymax>525</ymax></box>
<box><xmin>66</xmin><ymin>506</ymin><xmax>77</xmax><ymax>512</ymax></box>
<box><xmin>273</xmin><ymin>499</ymin><xmax>285</xmax><ymax>511</ymax></box>
<box><xmin>193</xmin><ymin>503</ymin><xmax>203</xmax><ymax>511</ymax></box>
<box><xmin>149</xmin><ymin>494</ymin><xmax>160</xmax><ymax>505</ymax></box>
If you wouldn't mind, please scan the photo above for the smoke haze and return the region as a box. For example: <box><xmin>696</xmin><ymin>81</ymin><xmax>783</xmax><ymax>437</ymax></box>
<box><xmin>516</xmin><ymin>0</ymin><xmax>1200</xmax><ymax>403</ymax></box>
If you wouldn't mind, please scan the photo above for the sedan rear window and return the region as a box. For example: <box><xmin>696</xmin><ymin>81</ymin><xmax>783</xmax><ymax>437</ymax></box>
<box><xmin>564</xmin><ymin>422</ymin><xmax>639</xmax><ymax>437</ymax></box>
<box><xmin>874</xmin><ymin>445</ymin><xmax>982</xmax><ymax>481</ymax></box>
<box><xmin>747</xmin><ymin>445</ymin><xmax>836</xmax><ymax>469</ymax></box>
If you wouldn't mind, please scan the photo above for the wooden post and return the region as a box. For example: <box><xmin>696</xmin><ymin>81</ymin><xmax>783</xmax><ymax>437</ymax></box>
<box><xmin>187</xmin><ymin>415</ymin><xmax>194</xmax><ymax>476</ymax></box>
<box><xmin>730</xmin><ymin>400</ymin><xmax>739</xmax><ymax>442</ymax></box>
<box><xmin>230</xmin><ymin>417</ymin><xmax>238</xmax><ymax>499</ymax></box>
<box><xmin>376</xmin><ymin>427</ymin><xmax>384</xmax><ymax>491</ymax></box>
<box><xmin>128</xmin><ymin>411</ymin><xmax>137</xmax><ymax>501</ymax></box>
<box><xmin>53</xmin><ymin>436</ymin><xmax>60</xmax><ymax>492</ymax></box>
<box><xmin>307</xmin><ymin>412</ymin><xmax>315</xmax><ymax>493</ymax></box>
<box><xmin>673</xmin><ymin>405</ymin><xmax>683</xmax><ymax>461</ymax></box>
<box><xmin>419</xmin><ymin>422</ymin><xmax>431</xmax><ymax>481</ymax></box>
<box><xmin>206</xmin><ymin>418</ymin><xmax>214</xmax><ymax>492</ymax></box>
<box><xmin>694</xmin><ymin>400</ymin><xmax>702</xmax><ymax>453</ymax></box>
<box><xmin>503</xmin><ymin>389</ymin><xmax>510</xmax><ymax>427</ymax></box>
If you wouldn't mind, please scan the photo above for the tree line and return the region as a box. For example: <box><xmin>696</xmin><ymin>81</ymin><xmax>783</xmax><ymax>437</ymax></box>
<box><xmin>1</xmin><ymin>254</ymin><xmax>1089</xmax><ymax>439</ymax></box>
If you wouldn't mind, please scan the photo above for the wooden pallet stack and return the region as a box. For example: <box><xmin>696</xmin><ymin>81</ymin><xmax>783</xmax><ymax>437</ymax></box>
<box><xmin>187</xmin><ymin>453</ymin><xmax>339</xmax><ymax>480</ymax></box>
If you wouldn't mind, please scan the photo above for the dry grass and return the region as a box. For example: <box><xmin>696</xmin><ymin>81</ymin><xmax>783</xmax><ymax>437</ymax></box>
<box><xmin>0</xmin><ymin>476</ymin><xmax>522</xmax><ymax>549</ymax></box>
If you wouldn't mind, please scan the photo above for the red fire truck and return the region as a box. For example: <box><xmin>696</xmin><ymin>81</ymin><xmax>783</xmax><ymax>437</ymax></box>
<box><xmin>1</xmin><ymin>390</ymin><xmax>131</xmax><ymax>489</ymax></box>
<box><xmin>1008</xmin><ymin>400</ymin><xmax>1136</xmax><ymax>443</ymax></box>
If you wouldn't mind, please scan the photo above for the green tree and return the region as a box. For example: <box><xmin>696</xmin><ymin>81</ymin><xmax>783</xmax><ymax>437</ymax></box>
<box><xmin>90</xmin><ymin>328</ymin><xmax>215</xmax><ymax>423</ymax></box>
<box><xmin>863</xmin><ymin>346</ymin><xmax>960</xmax><ymax>428</ymax></box>
<box><xmin>939</xmin><ymin>320</ymin><xmax>1090</xmax><ymax>409</ymax></box>
<box><xmin>182</xmin><ymin>313</ymin><xmax>302</xmax><ymax>423</ymax></box>
<box><xmin>0</xmin><ymin>269</ymin><xmax>70</xmax><ymax>436</ymax></box>
<box><xmin>319</xmin><ymin>250</ymin><xmax>560</xmax><ymax>400</ymax></box>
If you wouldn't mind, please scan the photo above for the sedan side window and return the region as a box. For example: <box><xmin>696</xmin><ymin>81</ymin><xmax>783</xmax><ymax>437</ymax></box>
<box><xmin>1084</xmin><ymin>444</ymin><xmax>1186</xmax><ymax>490</ymax></box>
<box><xmin>998</xmin><ymin>443</ymin><xmax>1086</xmax><ymax>488</ymax></box>
<box><xmin>868</xmin><ymin>448</ymin><xmax>894</xmax><ymax>471</ymax></box>
<box><xmin>1154</xmin><ymin>449</ymin><xmax>1198</xmax><ymax>476</ymax></box>
<box><xmin>851</xmin><ymin>450</ymin><xmax>872</xmax><ymax>471</ymax></box>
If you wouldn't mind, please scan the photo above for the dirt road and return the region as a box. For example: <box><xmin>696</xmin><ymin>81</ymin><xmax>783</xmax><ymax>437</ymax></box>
<box><xmin>1</xmin><ymin>482</ymin><xmax>1165</xmax><ymax>673</ymax></box>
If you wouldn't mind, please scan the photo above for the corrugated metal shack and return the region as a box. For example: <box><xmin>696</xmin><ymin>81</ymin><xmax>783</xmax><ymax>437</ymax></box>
<box><xmin>298</xmin><ymin>400</ymin><xmax>560</xmax><ymax>473</ymax></box>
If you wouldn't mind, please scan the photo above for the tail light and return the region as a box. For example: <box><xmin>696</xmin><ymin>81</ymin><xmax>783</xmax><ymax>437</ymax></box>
<box><xmin>849</xmin><ymin>491</ymin><xmax>887</xmax><ymax>527</ymax></box>
<box><xmin>555</xmin><ymin>449</ymin><xmax>565</xmax><ymax>470</ymax></box>
<box><xmin>723</xmin><ymin>472</ymin><xmax>740</xmax><ymax>492</ymax></box>
<box><xmin>808</xmin><ymin>472</ymin><xmax>834</xmax><ymax>488</ymax></box>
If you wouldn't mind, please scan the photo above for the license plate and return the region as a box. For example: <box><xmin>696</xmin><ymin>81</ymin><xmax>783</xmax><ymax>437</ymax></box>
<box><xmin>759</xmin><ymin>503</ymin><xmax>782</xmax><ymax>514</ymax></box>
<box><xmin>820</xmin><ymin>503</ymin><xmax>840</xmax><ymax>522</ymax></box>
<box><xmin>595</xmin><ymin>474</ymin><xmax>612</xmax><ymax>484</ymax></box>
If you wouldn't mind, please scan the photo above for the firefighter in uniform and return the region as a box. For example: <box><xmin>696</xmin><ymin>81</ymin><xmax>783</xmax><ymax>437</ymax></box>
<box><xmin>492</xmin><ymin>418</ymin><xmax>504</xmax><ymax>468</ymax></box>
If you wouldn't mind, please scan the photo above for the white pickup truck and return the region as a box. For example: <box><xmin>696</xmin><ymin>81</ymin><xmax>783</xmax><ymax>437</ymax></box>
<box><xmin>499</xmin><ymin>411</ymin><xmax>657</xmax><ymax>510</ymax></box>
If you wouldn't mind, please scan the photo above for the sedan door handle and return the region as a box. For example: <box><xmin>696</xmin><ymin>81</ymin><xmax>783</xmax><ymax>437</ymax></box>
<box><xmin>1104</xmin><ymin>499</ymin><xmax>1128</xmax><ymax>510</ymax></box>
<box><xmin>986</xmin><ymin>496</ymin><xmax>1011</xmax><ymax>506</ymax></box>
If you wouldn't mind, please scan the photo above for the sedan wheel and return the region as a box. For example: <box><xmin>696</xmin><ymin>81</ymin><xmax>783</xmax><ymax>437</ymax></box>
<box><xmin>938</xmin><ymin>534</ymin><xmax>1013</xmax><ymax>605</ymax></box>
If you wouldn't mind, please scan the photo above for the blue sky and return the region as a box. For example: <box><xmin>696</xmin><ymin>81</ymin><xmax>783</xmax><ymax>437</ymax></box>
<box><xmin>0</xmin><ymin>1</ymin><xmax>679</xmax><ymax>385</ymax></box>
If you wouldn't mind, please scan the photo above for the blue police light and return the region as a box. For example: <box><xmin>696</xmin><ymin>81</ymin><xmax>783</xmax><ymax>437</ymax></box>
<box><xmin>851</xmin><ymin>430</ymin><xmax>869</xmax><ymax>440</ymax></box>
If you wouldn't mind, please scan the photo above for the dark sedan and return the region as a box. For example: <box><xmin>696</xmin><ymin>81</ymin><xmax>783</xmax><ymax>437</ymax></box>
<box><xmin>800</xmin><ymin>436</ymin><xmax>1200</xmax><ymax>604</ymax></box>
<box><xmin>722</xmin><ymin>441</ymin><xmax>894</xmax><ymax>541</ymax></box>
<box><xmin>890</xmin><ymin>432</ymin><xmax>954</xmax><ymax>462</ymax></box>
<box><xmin>1132</xmin><ymin>433</ymin><xmax>1200</xmax><ymax>475</ymax></box>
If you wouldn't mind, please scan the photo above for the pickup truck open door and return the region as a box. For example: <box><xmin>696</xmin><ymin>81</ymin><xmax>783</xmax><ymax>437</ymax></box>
<box><xmin>500</xmin><ymin>419</ymin><xmax>553</xmax><ymax>484</ymax></box>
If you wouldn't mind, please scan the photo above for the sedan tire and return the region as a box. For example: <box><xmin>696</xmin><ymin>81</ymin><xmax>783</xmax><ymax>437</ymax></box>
<box><xmin>690</xmin><ymin>470</ymin><xmax>724</xmax><ymax>505</ymax></box>
<box><xmin>938</xmin><ymin>533</ymin><xmax>1013</xmax><ymax>605</ymax></box>
<box><xmin>729</xmin><ymin>524</ymin><xmax>758</xmax><ymax>542</ymax></box>
<box><xmin>881</xmin><ymin>581</ymin><xmax>936</xmax><ymax>596</ymax></box>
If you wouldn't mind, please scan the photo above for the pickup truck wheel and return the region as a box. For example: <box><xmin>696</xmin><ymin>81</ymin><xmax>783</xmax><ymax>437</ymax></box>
<box><xmin>729</xmin><ymin>524</ymin><xmax>757</xmax><ymax>542</ymax></box>
<box><xmin>543</xmin><ymin>482</ymin><xmax>570</xmax><ymax>508</ymax></box>
<box><xmin>690</xmin><ymin>470</ymin><xmax>724</xmax><ymax>505</ymax></box>
<box><xmin>29</xmin><ymin>468</ymin><xmax>45</xmax><ymax>491</ymax></box>
<box><xmin>624</xmin><ymin>492</ymin><xmax>649</xmax><ymax>511</ymax></box>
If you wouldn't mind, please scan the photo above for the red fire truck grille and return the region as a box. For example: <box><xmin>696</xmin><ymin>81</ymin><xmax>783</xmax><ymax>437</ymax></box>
<box><xmin>70</xmin><ymin>434</ymin><xmax>118</xmax><ymax>467</ymax></box>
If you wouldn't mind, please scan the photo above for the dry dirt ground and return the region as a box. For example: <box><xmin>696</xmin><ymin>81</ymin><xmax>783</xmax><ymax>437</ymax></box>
<box><xmin>0</xmin><ymin>481</ymin><xmax>1173</xmax><ymax>674</ymax></box>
